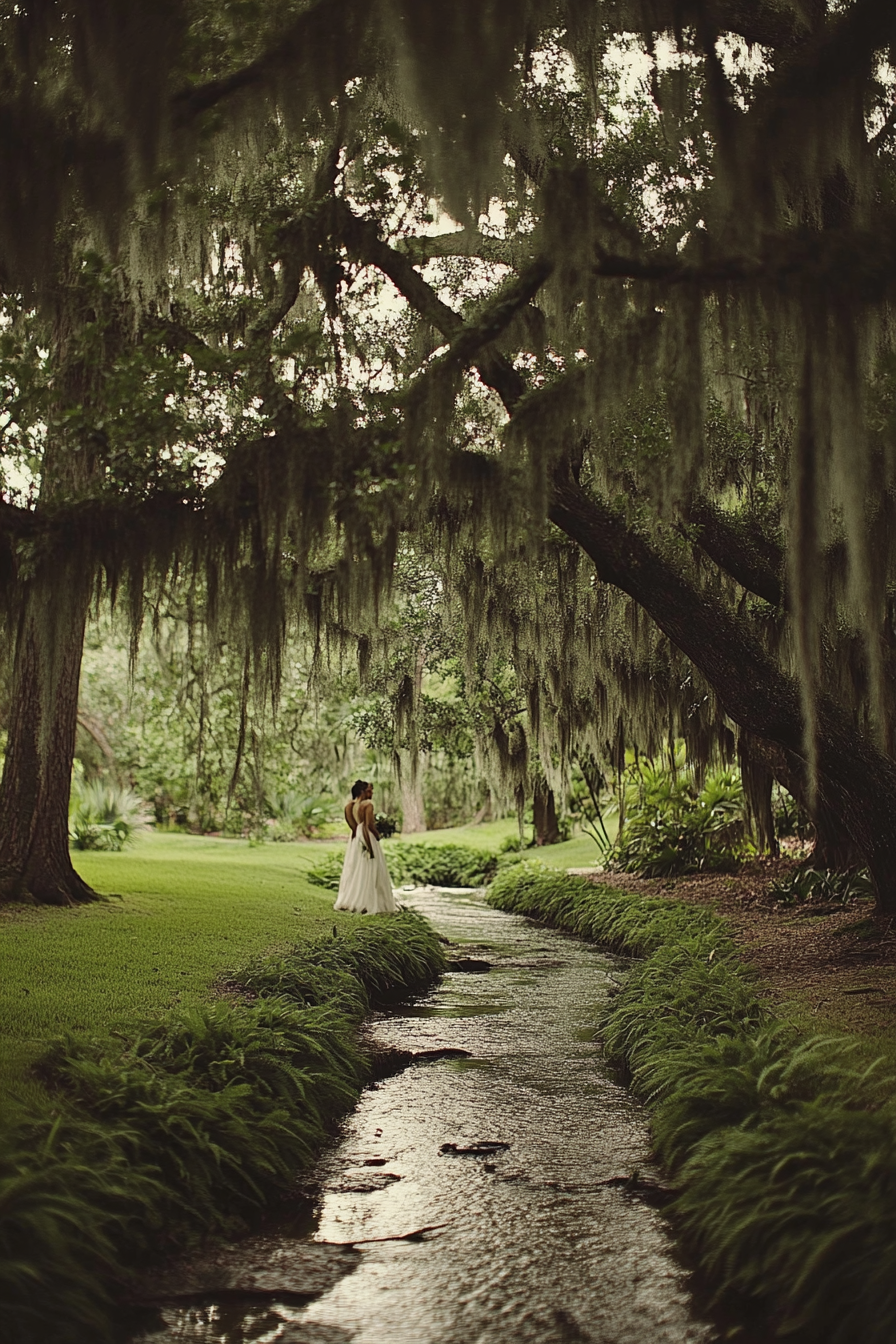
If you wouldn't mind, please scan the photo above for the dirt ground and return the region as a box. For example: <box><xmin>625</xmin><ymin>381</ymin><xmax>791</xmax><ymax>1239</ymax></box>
<box><xmin>582</xmin><ymin>856</ymin><xmax>896</xmax><ymax>1042</ymax></box>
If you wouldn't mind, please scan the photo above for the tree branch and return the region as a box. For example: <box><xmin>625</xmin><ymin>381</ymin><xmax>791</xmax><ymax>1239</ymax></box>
<box><xmin>330</xmin><ymin>199</ymin><xmax>540</xmax><ymax>411</ymax></box>
<box><xmin>683</xmin><ymin>496</ymin><xmax>784</xmax><ymax>606</ymax></box>
<box><xmin>588</xmin><ymin>227</ymin><xmax>896</xmax><ymax>292</ymax></box>
<box><xmin>170</xmin><ymin>0</ymin><xmax>372</xmax><ymax>129</ymax></box>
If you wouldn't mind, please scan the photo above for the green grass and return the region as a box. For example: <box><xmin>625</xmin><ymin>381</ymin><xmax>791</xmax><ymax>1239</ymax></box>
<box><xmin>0</xmin><ymin>833</ymin><xmax>355</xmax><ymax>1093</ymax></box>
<box><xmin>386</xmin><ymin>819</ymin><xmax>615</xmax><ymax>868</ymax></box>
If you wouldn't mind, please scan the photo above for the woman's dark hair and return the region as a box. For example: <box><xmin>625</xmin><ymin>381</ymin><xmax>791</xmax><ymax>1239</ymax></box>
<box><xmin>351</xmin><ymin>779</ymin><xmax>370</xmax><ymax>799</ymax></box>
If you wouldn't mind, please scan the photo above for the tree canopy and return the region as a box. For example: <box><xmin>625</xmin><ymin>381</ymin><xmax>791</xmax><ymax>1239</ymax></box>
<box><xmin>3</xmin><ymin>1</ymin><xmax>896</xmax><ymax>905</ymax></box>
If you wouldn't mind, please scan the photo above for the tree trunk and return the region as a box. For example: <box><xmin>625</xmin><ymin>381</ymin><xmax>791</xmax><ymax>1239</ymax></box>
<box><xmin>0</xmin><ymin>268</ymin><xmax>103</xmax><ymax>905</ymax></box>
<box><xmin>533</xmin><ymin>778</ymin><xmax>560</xmax><ymax>845</ymax></box>
<box><xmin>549</xmin><ymin>472</ymin><xmax>896</xmax><ymax>912</ymax></box>
<box><xmin>0</xmin><ymin>564</ymin><xmax>96</xmax><ymax>904</ymax></box>
<box><xmin>743</xmin><ymin>734</ymin><xmax>864</xmax><ymax>869</ymax></box>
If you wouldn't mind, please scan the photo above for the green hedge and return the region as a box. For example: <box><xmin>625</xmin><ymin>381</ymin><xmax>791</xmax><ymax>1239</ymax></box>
<box><xmin>308</xmin><ymin>841</ymin><xmax>499</xmax><ymax>891</ymax></box>
<box><xmin>487</xmin><ymin>863</ymin><xmax>896</xmax><ymax>1344</ymax></box>
<box><xmin>0</xmin><ymin>910</ymin><xmax>445</xmax><ymax>1344</ymax></box>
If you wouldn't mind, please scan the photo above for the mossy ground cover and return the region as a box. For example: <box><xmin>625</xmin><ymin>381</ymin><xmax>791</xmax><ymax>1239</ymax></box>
<box><xmin>488</xmin><ymin>863</ymin><xmax>896</xmax><ymax>1344</ymax></box>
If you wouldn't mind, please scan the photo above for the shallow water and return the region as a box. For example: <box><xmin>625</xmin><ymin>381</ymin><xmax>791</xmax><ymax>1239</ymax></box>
<box><xmin>129</xmin><ymin>887</ymin><xmax>717</xmax><ymax>1344</ymax></box>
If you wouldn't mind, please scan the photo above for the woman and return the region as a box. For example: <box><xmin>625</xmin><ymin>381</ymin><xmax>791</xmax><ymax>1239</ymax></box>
<box><xmin>334</xmin><ymin>780</ymin><xmax>398</xmax><ymax>914</ymax></box>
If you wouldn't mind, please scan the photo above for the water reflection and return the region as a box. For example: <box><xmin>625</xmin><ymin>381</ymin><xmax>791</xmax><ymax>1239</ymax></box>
<box><xmin>129</xmin><ymin>887</ymin><xmax>716</xmax><ymax>1344</ymax></box>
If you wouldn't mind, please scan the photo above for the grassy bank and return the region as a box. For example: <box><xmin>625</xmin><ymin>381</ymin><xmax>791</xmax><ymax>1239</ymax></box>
<box><xmin>0</xmin><ymin>833</ymin><xmax>351</xmax><ymax>1094</ymax></box>
<box><xmin>487</xmin><ymin>863</ymin><xmax>896</xmax><ymax>1344</ymax></box>
<box><xmin>1</xmin><ymin>908</ymin><xmax>445</xmax><ymax>1344</ymax></box>
<box><xmin>0</xmin><ymin>824</ymin><xmax>603</xmax><ymax>1095</ymax></box>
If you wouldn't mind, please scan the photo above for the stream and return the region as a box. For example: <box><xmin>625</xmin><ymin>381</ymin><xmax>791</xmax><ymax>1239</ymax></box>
<box><xmin>127</xmin><ymin>886</ymin><xmax>717</xmax><ymax>1344</ymax></box>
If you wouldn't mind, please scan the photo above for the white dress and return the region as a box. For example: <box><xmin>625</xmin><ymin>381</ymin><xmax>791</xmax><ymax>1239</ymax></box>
<box><xmin>334</xmin><ymin>801</ymin><xmax>398</xmax><ymax>914</ymax></box>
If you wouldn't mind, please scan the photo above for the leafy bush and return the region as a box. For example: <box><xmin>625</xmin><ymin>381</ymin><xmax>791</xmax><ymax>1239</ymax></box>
<box><xmin>611</xmin><ymin>760</ymin><xmax>749</xmax><ymax>876</ymax></box>
<box><xmin>771</xmin><ymin>781</ymin><xmax>811</xmax><ymax>842</ymax></box>
<box><xmin>306</xmin><ymin>851</ymin><xmax>348</xmax><ymax>891</ymax></box>
<box><xmin>68</xmin><ymin>779</ymin><xmax>150</xmax><ymax>852</ymax></box>
<box><xmin>769</xmin><ymin>866</ymin><xmax>874</xmax><ymax>905</ymax></box>
<box><xmin>386</xmin><ymin>842</ymin><xmax>498</xmax><ymax>887</ymax></box>
<box><xmin>307</xmin><ymin>841</ymin><xmax>499</xmax><ymax>891</ymax></box>
<box><xmin>267</xmin><ymin>791</ymin><xmax>336</xmax><ymax>841</ymax></box>
<box><xmin>1</xmin><ymin>913</ymin><xmax>445</xmax><ymax>1344</ymax></box>
<box><xmin>488</xmin><ymin>863</ymin><xmax>896</xmax><ymax>1343</ymax></box>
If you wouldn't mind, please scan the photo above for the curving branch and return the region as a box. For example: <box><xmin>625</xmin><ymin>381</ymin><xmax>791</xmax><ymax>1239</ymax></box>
<box><xmin>683</xmin><ymin>496</ymin><xmax>784</xmax><ymax>607</ymax></box>
<box><xmin>170</xmin><ymin>0</ymin><xmax>373</xmax><ymax>129</ymax></box>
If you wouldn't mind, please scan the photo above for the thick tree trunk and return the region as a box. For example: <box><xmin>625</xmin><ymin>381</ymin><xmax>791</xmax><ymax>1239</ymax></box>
<box><xmin>0</xmin><ymin>265</ymin><xmax>106</xmax><ymax>905</ymax></box>
<box><xmin>533</xmin><ymin>778</ymin><xmax>560</xmax><ymax>845</ymax></box>
<box><xmin>549</xmin><ymin>474</ymin><xmax>896</xmax><ymax>912</ymax></box>
<box><xmin>744</xmin><ymin>734</ymin><xmax>864</xmax><ymax>869</ymax></box>
<box><xmin>0</xmin><ymin>567</ymin><xmax>96</xmax><ymax>905</ymax></box>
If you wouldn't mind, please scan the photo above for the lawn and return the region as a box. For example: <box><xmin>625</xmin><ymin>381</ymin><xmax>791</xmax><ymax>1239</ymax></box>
<box><xmin>387</xmin><ymin>817</ymin><xmax>613</xmax><ymax>869</ymax></box>
<box><xmin>0</xmin><ymin>823</ymin><xmax>610</xmax><ymax>1096</ymax></box>
<box><xmin>0</xmin><ymin>833</ymin><xmax>341</xmax><ymax>1093</ymax></box>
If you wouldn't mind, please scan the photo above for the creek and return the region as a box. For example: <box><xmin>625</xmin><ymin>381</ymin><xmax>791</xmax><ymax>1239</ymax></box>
<box><xmin>127</xmin><ymin>885</ymin><xmax>717</xmax><ymax>1344</ymax></box>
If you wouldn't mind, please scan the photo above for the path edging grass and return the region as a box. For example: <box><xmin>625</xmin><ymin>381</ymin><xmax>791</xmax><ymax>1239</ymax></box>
<box><xmin>487</xmin><ymin>862</ymin><xmax>896</xmax><ymax>1344</ymax></box>
<box><xmin>0</xmin><ymin>908</ymin><xmax>445</xmax><ymax>1344</ymax></box>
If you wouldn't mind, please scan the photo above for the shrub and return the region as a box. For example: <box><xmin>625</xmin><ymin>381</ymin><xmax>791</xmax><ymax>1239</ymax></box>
<box><xmin>611</xmin><ymin>760</ymin><xmax>749</xmax><ymax>876</ymax></box>
<box><xmin>306</xmin><ymin>851</ymin><xmax>346</xmax><ymax>891</ymax></box>
<box><xmin>307</xmin><ymin>842</ymin><xmax>499</xmax><ymax>891</ymax></box>
<box><xmin>267</xmin><ymin>791</ymin><xmax>336</xmax><ymax>841</ymax></box>
<box><xmin>385</xmin><ymin>842</ymin><xmax>498</xmax><ymax>888</ymax></box>
<box><xmin>68</xmin><ymin>779</ymin><xmax>150</xmax><ymax>852</ymax></box>
<box><xmin>769</xmin><ymin>867</ymin><xmax>874</xmax><ymax>905</ymax></box>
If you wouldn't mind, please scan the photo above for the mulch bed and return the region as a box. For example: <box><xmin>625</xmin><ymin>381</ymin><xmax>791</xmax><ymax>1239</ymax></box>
<box><xmin>588</xmin><ymin>857</ymin><xmax>896</xmax><ymax>1039</ymax></box>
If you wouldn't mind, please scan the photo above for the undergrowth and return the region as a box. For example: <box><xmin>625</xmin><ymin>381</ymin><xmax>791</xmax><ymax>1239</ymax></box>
<box><xmin>0</xmin><ymin>910</ymin><xmax>445</xmax><ymax>1344</ymax></box>
<box><xmin>487</xmin><ymin>863</ymin><xmax>896</xmax><ymax>1344</ymax></box>
<box><xmin>308</xmin><ymin>841</ymin><xmax>499</xmax><ymax>891</ymax></box>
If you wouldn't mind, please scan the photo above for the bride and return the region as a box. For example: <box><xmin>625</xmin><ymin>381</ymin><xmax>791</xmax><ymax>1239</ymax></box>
<box><xmin>334</xmin><ymin>780</ymin><xmax>398</xmax><ymax>914</ymax></box>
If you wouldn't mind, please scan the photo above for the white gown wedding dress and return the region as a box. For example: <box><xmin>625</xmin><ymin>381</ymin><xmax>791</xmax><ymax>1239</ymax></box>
<box><xmin>334</xmin><ymin>801</ymin><xmax>398</xmax><ymax>914</ymax></box>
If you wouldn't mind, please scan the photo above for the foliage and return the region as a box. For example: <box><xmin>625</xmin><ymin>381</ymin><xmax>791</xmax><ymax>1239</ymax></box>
<box><xmin>487</xmin><ymin>863</ymin><xmax>725</xmax><ymax>956</ymax></box>
<box><xmin>769</xmin><ymin>867</ymin><xmax>875</xmax><ymax>906</ymax></box>
<box><xmin>488</xmin><ymin>864</ymin><xmax>896</xmax><ymax>1343</ymax></box>
<box><xmin>77</xmin><ymin>611</ymin><xmax>372</xmax><ymax>836</ymax></box>
<box><xmin>267</xmin><ymin>791</ymin><xmax>337</xmax><ymax>841</ymax></box>
<box><xmin>611</xmin><ymin>758</ymin><xmax>749</xmax><ymax>877</ymax></box>
<box><xmin>68</xmin><ymin>778</ymin><xmax>150</xmax><ymax>852</ymax></box>
<box><xmin>307</xmin><ymin>842</ymin><xmax>499</xmax><ymax>892</ymax></box>
<box><xmin>0</xmin><ymin>911</ymin><xmax>444</xmax><ymax>1343</ymax></box>
<box><xmin>386</xmin><ymin>843</ymin><xmax>499</xmax><ymax>888</ymax></box>
<box><xmin>565</xmin><ymin>755</ymin><xmax>615</xmax><ymax>855</ymax></box>
<box><xmin>771</xmin><ymin>782</ymin><xmax>811</xmax><ymax>843</ymax></box>
<box><xmin>306</xmin><ymin>852</ymin><xmax>353</xmax><ymax>892</ymax></box>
